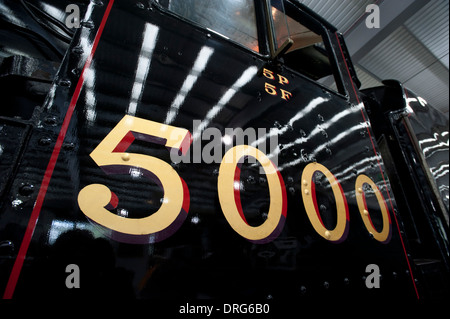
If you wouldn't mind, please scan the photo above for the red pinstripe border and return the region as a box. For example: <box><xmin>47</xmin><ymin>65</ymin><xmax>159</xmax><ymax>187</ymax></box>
<box><xmin>335</xmin><ymin>32</ymin><xmax>419</xmax><ymax>299</ymax></box>
<box><xmin>3</xmin><ymin>0</ymin><xmax>115</xmax><ymax>299</ymax></box>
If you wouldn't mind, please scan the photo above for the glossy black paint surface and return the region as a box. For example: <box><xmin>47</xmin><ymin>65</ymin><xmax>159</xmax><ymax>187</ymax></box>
<box><xmin>362</xmin><ymin>81</ymin><xmax>449</xmax><ymax>299</ymax></box>
<box><xmin>0</xmin><ymin>0</ymin><xmax>432</xmax><ymax>301</ymax></box>
<box><xmin>0</xmin><ymin>0</ymin><xmax>88</xmax><ymax>60</ymax></box>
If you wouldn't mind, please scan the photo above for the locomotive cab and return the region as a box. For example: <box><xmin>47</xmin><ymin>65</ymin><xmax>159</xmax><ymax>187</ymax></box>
<box><xmin>0</xmin><ymin>0</ymin><xmax>448</xmax><ymax>304</ymax></box>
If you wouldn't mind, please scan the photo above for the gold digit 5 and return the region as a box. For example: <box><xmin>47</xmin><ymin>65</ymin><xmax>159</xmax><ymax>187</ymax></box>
<box><xmin>77</xmin><ymin>115</ymin><xmax>192</xmax><ymax>244</ymax></box>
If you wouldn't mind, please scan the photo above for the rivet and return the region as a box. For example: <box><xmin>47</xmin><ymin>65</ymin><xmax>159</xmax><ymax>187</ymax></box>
<box><xmin>363</xmin><ymin>209</ymin><xmax>369</xmax><ymax>216</ymax></box>
<box><xmin>121</xmin><ymin>153</ymin><xmax>130</xmax><ymax>161</ymax></box>
<box><xmin>71</xmin><ymin>68</ymin><xmax>80</xmax><ymax>77</ymax></box>
<box><xmin>304</xmin><ymin>189</ymin><xmax>309</xmax><ymax>195</ymax></box>
<box><xmin>324</xmin><ymin>230</ymin><xmax>331</xmax><ymax>239</ymax></box>
<box><xmin>38</xmin><ymin>137</ymin><xmax>52</xmax><ymax>146</ymax></box>
<box><xmin>62</xmin><ymin>142</ymin><xmax>75</xmax><ymax>150</ymax></box>
<box><xmin>357</xmin><ymin>187</ymin><xmax>363</xmax><ymax>194</ymax></box>
<box><xmin>72</xmin><ymin>46</ymin><xmax>83</xmax><ymax>55</ymax></box>
<box><xmin>247</xmin><ymin>175</ymin><xmax>256</xmax><ymax>184</ymax></box>
<box><xmin>300</xmin><ymin>286</ymin><xmax>307</xmax><ymax>295</ymax></box>
<box><xmin>81</xmin><ymin>20</ymin><xmax>94</xmax><ymax>29</ymax></box>
<box><xmin>19</xmin><ymin>184</ymin><xmax>34</xmax><ymax>196</ymax></box>
<box><xmin>58</xmin><ymin>79</ymin><xmax>71</xmax><ymax>87</ymax></box>
<box><xmin>302</xmin><ymin>179</ymin><xmax>308</xmax><ymax>186</ymax></box>
<box><xmin>44</xmin><ymin>116</ymin><xmax>58</xmax><ymax>126</ymax></box>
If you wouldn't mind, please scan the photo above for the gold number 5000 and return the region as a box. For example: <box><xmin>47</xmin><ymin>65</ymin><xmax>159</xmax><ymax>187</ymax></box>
<box><xmin>78</xmin><ymin>115</ymin><xmax>392</xmax><ymax>245</ymax></box>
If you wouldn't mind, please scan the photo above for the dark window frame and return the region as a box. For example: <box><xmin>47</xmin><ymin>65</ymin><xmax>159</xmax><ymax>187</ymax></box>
<box><xmin>272</xmin><ymin>0</ymin><xmax>347</xmax><ymax>96</ymax></box>
<box><xmin>153</xmin><ymin>0</ymin><xmax>347</xmax><ymax>97</ymax></box>
<box><xmin>153</xmin><ymin>0</ymin><xmax>271</xmax><ymax>56</ymax></box>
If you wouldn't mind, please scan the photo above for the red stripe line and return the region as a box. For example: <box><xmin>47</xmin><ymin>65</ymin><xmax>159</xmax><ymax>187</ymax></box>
<box><xmin>335</xmin><ymin>33</ymin><xmax>419</xmax><ymax>299</ymax></box>
<box><xmin>3</xmin><ymin>0</ymin><xmax>114</xmax><ymax>299</ymax></box>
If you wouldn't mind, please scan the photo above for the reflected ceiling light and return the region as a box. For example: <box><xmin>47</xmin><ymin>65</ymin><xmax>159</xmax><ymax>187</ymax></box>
<box><xmin>193</xmin><ymin>66</ymin><xmax>258</xmax><ymax>140</ymax></box>
<box><xmin>127</xmin><ymin>23</ymin><xmax>160</xmax><ymax>116</ymax></box>
<box><xmin>165</xmin><ymin>46</ymin><xmax>214</xmax><ymax>124</ymax></box>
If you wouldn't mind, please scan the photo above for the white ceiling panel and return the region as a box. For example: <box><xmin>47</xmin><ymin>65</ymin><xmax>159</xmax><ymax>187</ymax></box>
<box><xmin>358</xmin><ymin>26</ymin><xmax>436</xmax><ymax>82</ymax></box>
<box><xmin>404</xmin><ymin>61</ymin><xmax>449</xmax><ymax>114</ymax></box>
<box><xmin>299</xmin><ymin>0</ymin><xmax>374</xmax><ymax>33</ymax></box>
<box><xmin>300</xmin><ymin>0</ymin><xmax>448</xmax><ymax>117</ymax></box>
<box><xmin>404</xmin><ymin>0</ymin><xmax>449</xmax><ymax>66</ymax></box>
<box><xmin>354</xmin><ymin>65</ymin><xmax>382</xmax><ymax>90</ymax></box>
<box><xmin>440</xmin><ymin>53</ymin><xmax>449</xmax><ymax>69</ymax></box>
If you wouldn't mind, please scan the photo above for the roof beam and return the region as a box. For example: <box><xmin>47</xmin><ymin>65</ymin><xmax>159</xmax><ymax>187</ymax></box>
<box><xmin>344</xmin><ymin>0</ymin><xmax>430</xmax><ymax>64</ymax></box>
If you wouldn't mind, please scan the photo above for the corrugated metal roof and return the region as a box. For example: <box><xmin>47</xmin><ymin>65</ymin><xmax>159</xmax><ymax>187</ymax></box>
<box><xmin>358</xmin><ymin>26</ymin><xmax>436</xmax><ymax>83</ymax></box>
<box><xmin>404</xmin><ymin>0</ymin><xmax>449</xmax><ymax>66</ymax></box>
<box><xmin>299</xmin><ymin>0</ymin><xmax>374</xmax><ymax>33</ymax></box>
<box><xmin>299</xmin><ymin>0</ymin><xmax>449</xmax><ymax>116</ymax></box>
<box><xmin>354</xmin><ymin>65</ymin><xmax>382</xmax><ymax>90</ymax></box>
<box><xmin>403</xmin><ymin>61</ymin><xmax>449</xmax><ymax>111</ymax></box>
<box><xmin>440</xmin><ymin>54</ymin><xmax>449</xmax><ymax>69</ymax></box>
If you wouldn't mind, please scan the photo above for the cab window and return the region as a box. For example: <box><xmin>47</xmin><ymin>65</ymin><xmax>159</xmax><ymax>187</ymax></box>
<box><xmin>157</xmin><ymin>0</ymin><xmax>260</xmax><ymax>53</ymax></box>
<box><xmin>271</xmin><ymin>1</ymin><xmax>344</xmax><ymax>94</ymax></box>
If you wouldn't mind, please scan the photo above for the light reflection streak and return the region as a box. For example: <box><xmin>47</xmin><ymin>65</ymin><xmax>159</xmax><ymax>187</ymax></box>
<box><xmin>251</xmin><ymin>97</ymin><xmax>329</xmax><ymax>148</ymax></box>
<box><xmin>422</xmin><ymin>140</ymin><xmax>449</xmax><ymax>158</ymax></box>
<box><xmin>279</xmin><ymin>122</ymin><xmax>365</xmax><ymax>171</ymax></box>
<box><xmin>406</xmin><ymin>97</ymin><xmax>427</xmax><ymax>108</ymax></box>
<box><xmin>334</xmin><ymin>155</ymin><xmax>379</xmax><ymax>179</ymax></box>
<box><xmin>41</xmin><ymin>3</ymin><xmax>65</xmax><ymax>23</ymax></box>
<box><xmin>336</xmin><ymin>161</ymin><xmax>381</xmax><ymax>187</ymax></box>
<box><xmin>262</xmin><ymin>106</ymin><xmax>360</xmax><ymax>163</ymax></box>
<box><xmin>431</xmin><ymin>163</ymin><xmax>449</xmax><ymax>180</ymax></box>
<box><xmin>165</xmin><ymin>46</ymin><xmax>214</xmax><ymax>124</ymax></box>
<box><xmin>128</xmin><ymin>23</ymin><xmax>160</xmax><ymax>116</ymax></box>
<box><xmin>84</xmin><ymin>61</ymin><xmax>97</xmax><ymax>125</ymax></box>
<box><xmin>193</xmin><ymin>66</ymin><xmax>258</xmax><ymax>141</ymax></box>
<box><xmin>0</xmin><ymin>2</ymin><xmax>25</xmax><ymax>27</ymax></box>
<box><xmin>78</xmin><ymin>2</ymin><xmax>96</xmax><ymax>61</ymax></box>
<box><xmin>48</xmin><ymin>220</ymin><xmax>95</xmax><ymax>245</ymax></box>
<box><xmin>419</xmin><ymin>132</ymin><xmax>449</xmax><ymax>158</ymax></box>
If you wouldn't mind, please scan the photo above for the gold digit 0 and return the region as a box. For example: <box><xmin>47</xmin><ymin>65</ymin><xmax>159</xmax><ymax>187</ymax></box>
<box><xmin>355</xmin><ymin>174</ymin><xmax>392</xmax><ymax>243</ymax></box>
<box><xmin>217</xmin><ymin>145</ymin><xmax>287</xmax><ymax>243</ymax></box>
<box><xmin>301</xmin><ymin>162</ymin><xmax>349</xmax><ymax>242</ymax></box>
